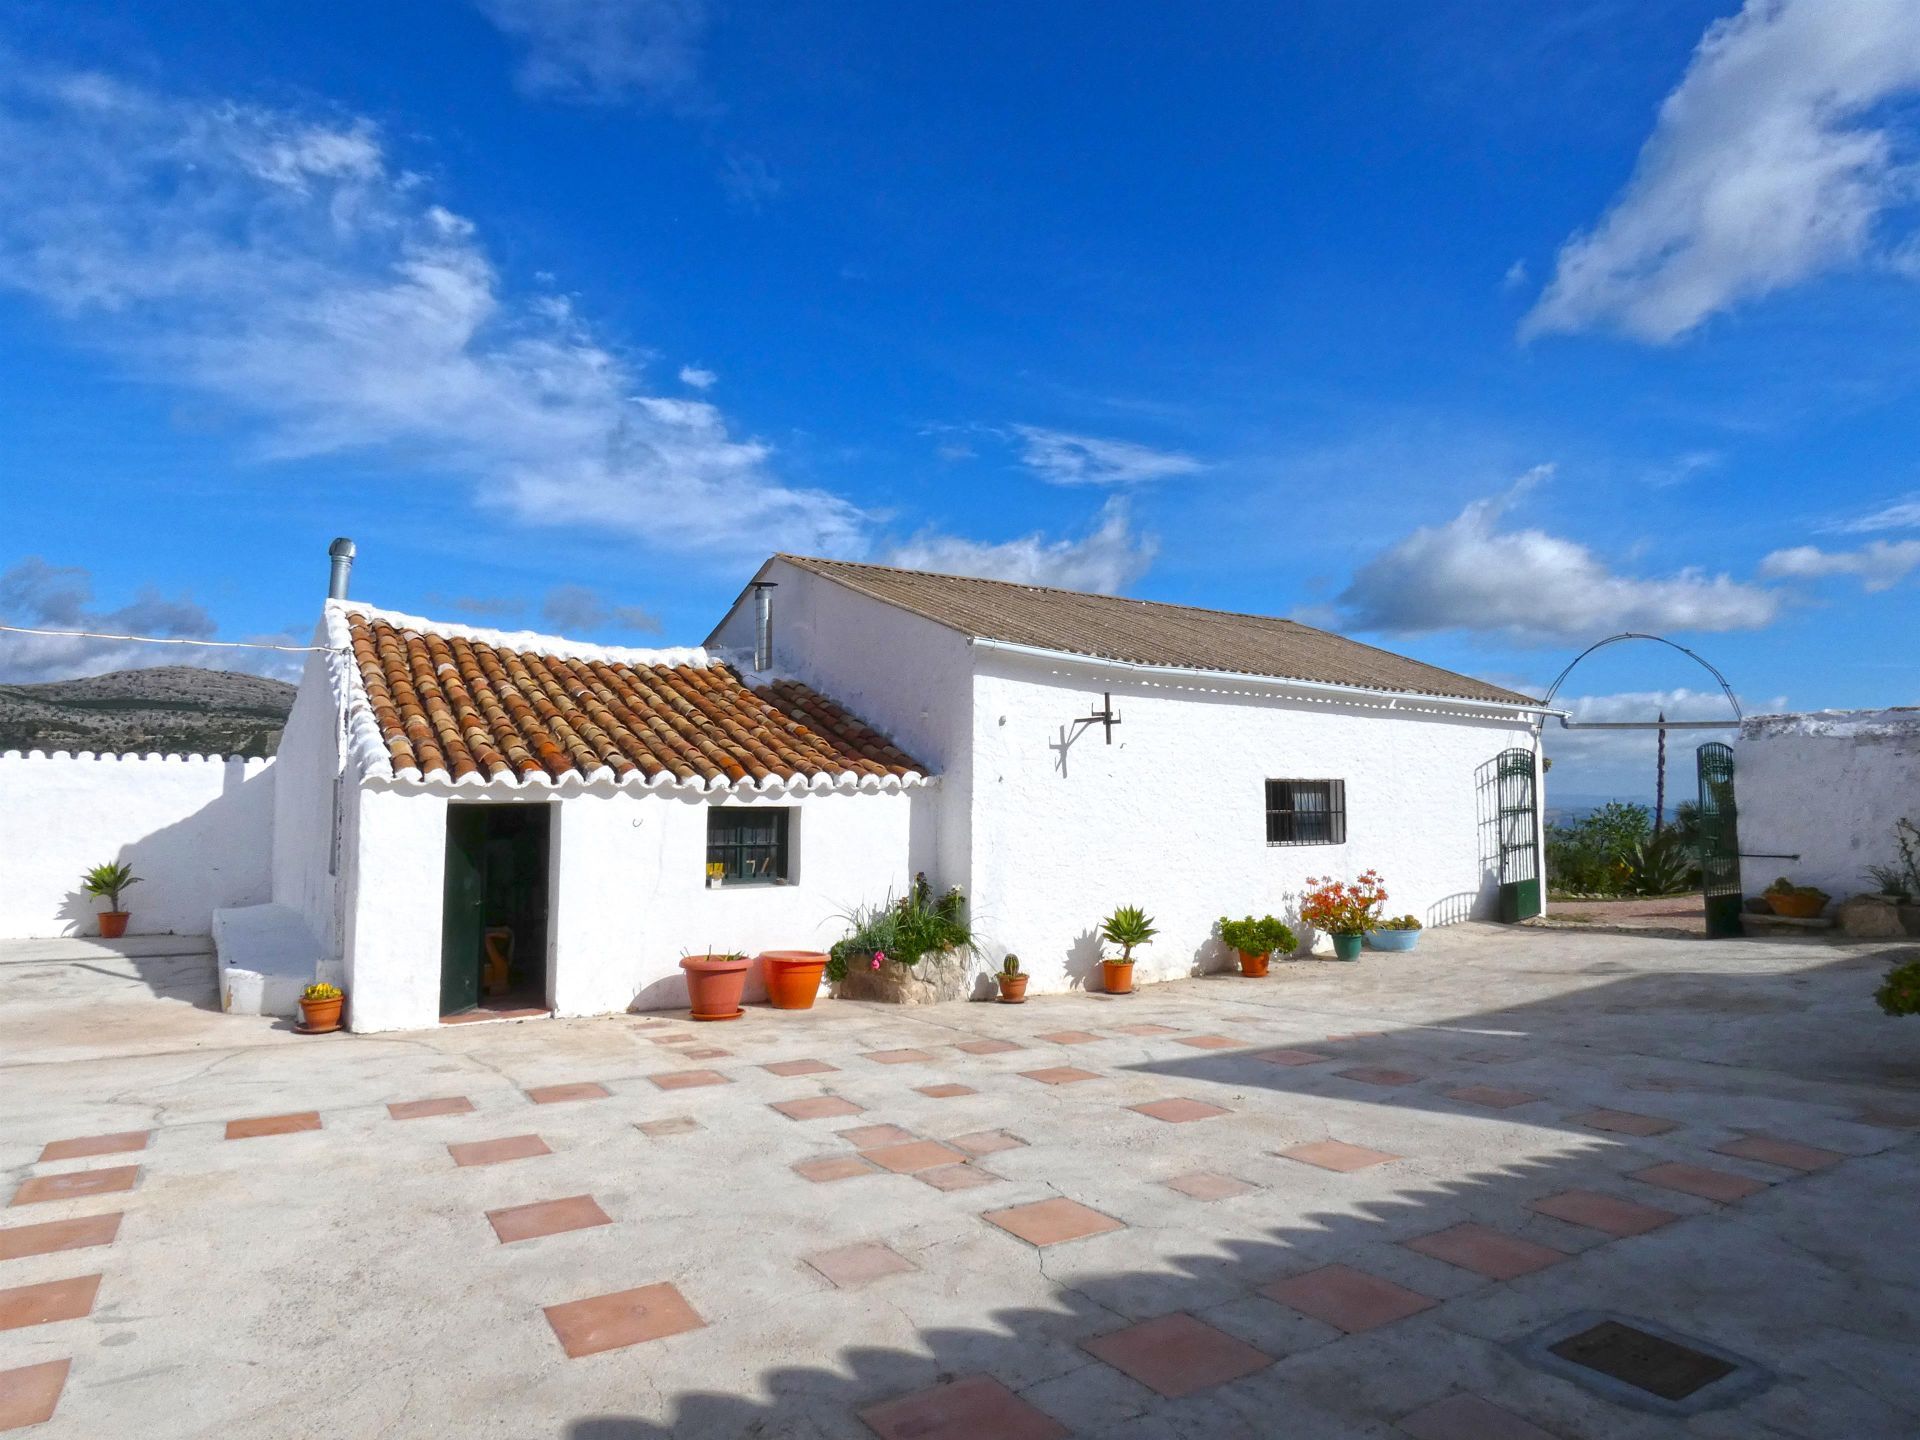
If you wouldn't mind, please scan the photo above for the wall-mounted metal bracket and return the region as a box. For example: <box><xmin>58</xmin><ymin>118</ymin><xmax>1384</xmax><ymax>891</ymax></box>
<box><xmin>1069</xmin><ymin>692</ymin><xmax>1122</xmax><ymax>744</ymax></box>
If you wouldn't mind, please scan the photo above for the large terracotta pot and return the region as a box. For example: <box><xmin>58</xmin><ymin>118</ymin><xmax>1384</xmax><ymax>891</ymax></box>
<box><xmin>1101</xmin><ymin>959</ymin><xmax>1135</xmax><ymax>994</ymax></box>
<box><xmin>298</xmin><ymin>994</ymin><xmax>344</xmax><ymax>1033</ymax></box>
<box><xmin>997</xmin><ymin>973</ymin><xmax>1029</xmax><ymax>1003</ymax></box>
<box><xmin>681</xmin><ymin>954</ymin><xmax>751</xmax><ymax>1021</ymax></box>
<box><xmin>761</xmin><ymin>951</ymin><xmax>829</xmax><ymax>1010</ymax></box>
<box><xmin>99</xmin><ymin>911</ymin><xmax>129</xmax><ymax>939</ymax></box>
<box><xmin>1236</xmin><ymin>950</ymin><xmax>1270</xmax><ymax>978</ymax></box>
<box><xmin>1765</xmin><ymin>890</ymin><xmax>1827</xmax><ymax>919</ymax></box>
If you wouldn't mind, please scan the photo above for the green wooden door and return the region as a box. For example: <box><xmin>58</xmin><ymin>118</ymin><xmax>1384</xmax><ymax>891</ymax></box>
<box><xmin>440</xmin><ymin>806</ymin><xmax>488</xmax><ymax>1016</ymax></box>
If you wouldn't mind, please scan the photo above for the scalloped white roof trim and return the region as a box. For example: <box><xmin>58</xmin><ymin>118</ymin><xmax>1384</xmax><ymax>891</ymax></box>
<box><xmin>0</xmin><ymin>749</ymin><xmax>272</xmax><ymax>766</ymax></box>
<box><xmin>364</xmin><ymin>764</ymin><xmax>930</xmax><ymax>796</ymax></box>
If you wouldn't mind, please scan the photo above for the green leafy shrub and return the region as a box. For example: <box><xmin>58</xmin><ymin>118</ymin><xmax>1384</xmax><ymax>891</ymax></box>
<box><xmin>826</xmin><ymin>873</ymin><xmax>974</xmax><ymax>982</ymax></box>
<box><xmin>1875</xmin><ymin>960</ymin><xmax>1920</xmax><ymax>1017</ymax></box>
<box><xmin>1218</xmin><ymin>915</ymin><xmax>1297</xmax><ymax>956</ymax></box>
<box><xmin>1545</xmin><ymin>802</ymin><xmax>1651</xmax><ymax>896</ymax></box>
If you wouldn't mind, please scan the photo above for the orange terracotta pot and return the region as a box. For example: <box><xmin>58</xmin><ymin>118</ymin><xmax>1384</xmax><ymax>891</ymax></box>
<box><xmin>298</xmin><ymin>995</ymin><xmax>343</xmax><ymax>1033</ymax></box>
<box><xmin>1237</xmin><ymin>950</ymin><xmax>1270</xmax><ymax>978</ymax></box>
<box><xmin>681</xmin><ymin>954</ymin><xmax>751</xmax><ymax>1021</ymax></box>
<box><xmin>1101</xmin><ymin>959</ymin><xmax>1135</xmax><ymax>994</ymax></box>
<box><xmin>1765</xmin><ymin>890</ymin><xmax>1827</xmax><ymax>919</ymax></box>
<box><xmin>98</xmin><ymin>911</ymin><xmax>129</xmax><ymax>939</ymax></box>
<box><xmin>761</xmin><ymin>950</ymin><xmax>829</xmax><ymax>1010</ymax></box>
<box><xmin>997</xmin><ymin>973</ymin><xmax>1029</xmax><ymax>1003</ymax></box>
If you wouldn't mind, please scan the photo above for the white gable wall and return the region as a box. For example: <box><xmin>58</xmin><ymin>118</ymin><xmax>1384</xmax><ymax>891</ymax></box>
<box><xmin>269</xmin><ymin>639</ymin><xmax>351</xmax><ymax>962</ymax></box>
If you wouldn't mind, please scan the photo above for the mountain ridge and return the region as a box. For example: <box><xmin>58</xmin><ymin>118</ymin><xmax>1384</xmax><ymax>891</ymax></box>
<box><xmin>0</xmin><ymin>666</ymin><xmax>297</xmax><ymax>758</ymax></box>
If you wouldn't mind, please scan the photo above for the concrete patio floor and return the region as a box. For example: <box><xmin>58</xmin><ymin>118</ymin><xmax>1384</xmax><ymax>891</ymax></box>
<box><xmin>2</xmin><ymin>925</ymin><xmax>1917</xmax><ymax>1439</ymax></box>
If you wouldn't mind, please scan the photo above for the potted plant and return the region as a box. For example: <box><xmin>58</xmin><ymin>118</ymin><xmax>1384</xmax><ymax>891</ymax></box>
<box><xmin>298</xmin><ymin>982</ymin><xmax>345</xmax><ymax>1033</ymax></box>
<box><xmin>1300</xmin><ymin>871</ymin><xmax>1387</xmax><ymax>961</ymax></box>
<box><xmin>1218</xmin><ymin>915</ymin><xmax>1297</xmax><ymax>977</ymax></box>
<box><xmin>1099</xmin><ymin>906</ymin><xmax>1157</xmax><ymax>994</ymax></box>
<box><xmin>680</xmin><ymin>950</ymin><xmax>752</xmax><ymax>1021</ymax></box>
<box><xmin>1762</xmin><ymin>877</ymin><xmax>1830</xmax><ymax>920</ymax></box>
<box><xmin>1366</xmin><ymin>915</ymin><xmax>1423</xmax><ymax>952</ymax></box>
<box><xmin>825</xmin><ymin>877</ymin><xmax>979</xmax><ymax>1002</ymax></box>
<box><xmin>996</xmin><ymin>954</ymin><xmax>1028</xmax><ymax>1003</ymax></box>
<box><xmin>81</xmin><ymin>861</ymin><xmax>141</xmax><ymax>939</ymax></box>
<box><xmin>760</xmin><ymin>951</ymin><xmax>830</xmax><ymax>1010</ymax></box>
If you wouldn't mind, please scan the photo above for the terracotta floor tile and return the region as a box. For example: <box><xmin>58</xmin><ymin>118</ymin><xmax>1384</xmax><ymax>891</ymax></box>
<box><xmin>864</xmin><ymin>1048</ymin><xmax>936</xmax><ymax>1065</ymax></box>
<box><xmin>983</xmin><ymin>1197</ymin><xmax>1125</xmax><ymax>1247</ymax></box>
<box><xmin>838</xmin><ymin>1123</ymin><xmax>916</xmax><ymax>1148</ymax></box>
<box><xmin>1082</xmin><ymin>1311</ymin><xmax>1272</xmax><ymax>1398</ymax></box>
<box><xmin>544</xmin><ymin>1281</ymin><xmax>704</xmax><ymax>1358</ymax></box>
<box><xmin>1163</xmin><ymin>1171</ymin><xmax>1255</xmax><ymax>1201</ymax></box>
<box><xmin>1337</xmin><ymin>1066</ymin><xmax>1423</xmax><ymax>1087</ymax></box>
<box><xmin>915</xmin><ymin>1084</ymin><xmax>976</xmax><ymax>1099</ymax></box>
<box><xmin>1404</xmin><ymin>1223</ymin><xmax>1567</xmax><ymax>1280</ymax></box>
<box><xmin>950</xmin><ymin>1129</ymin><xmax>1027</xmax><ymax>1156</ymax></box>
<box><xmin>1855</xmin><ymin>1104</ymin><xmax>1920</xmax><ymax>1129</ymax></box>
<box><xmin>225</xmin><ymin>1111</ymin><xmax>321</xmax><ymax>1140</ymax></box>
<box><xmin>1263</xmin><ymin>1264</ymin><xmax>1436</xmax><ymax>1333</ymax></box>
<box><xmin>1631</xmin><ymin>1162</ymin><xmax>1768</xmax><ymax>1203</ymax></box>
<box><xmin>1111</xmin><ymin>1023</ymin><xmax>1181</xmax><ymax>1036</ymax></box>
<box><xmin>1019</xmin><ymin>1066</ymin><xmax>1102</xmax><ymax>1085</ymax></box>
<box><xmin>762</xmin><ymin>1059</ymin><xmax>837</xmax><ymax>1077</ymax></box>
<box><xmin>636</xmin><ymin>1116</ymin><xmax>701</xmax><ymax>1138</ymax></box>
<box><xmin>0</xmin><ymin>1213</ymin><xmax>122</xmax><ymax>1262</ymax></box>
<box><xmin>861</xmin><ymin>1140</ymin><xmax>966</xmax><ymax>1173</ymax></box>
<box><xmin>0</xmin><ymin>1275</ymin><xmax>99</xmax><ymax>1332</ymax></box>
<box><xmin>37</xmin><ymin>1131</ymin><xmax>149</xmax><ymax>1164</ymax></box>
<box><xmin>448</xmin><ymin>1134</ymin><xmax>550</xmax><ymax>1168</ymax></box>
<box><xmin>1445</xmin><ymin>1085</ymin><xmax>1542</xmax><ymax>1110</ymax></box>
<box><xmin>526</xmin><ymin>1082</ymin><xmax>611</xmax><ymax>1104</ymax></box>
<box><xmin>769</xmin><ymin>1096</ymin><xmax>864</xmax><ymax>1121</ymax></box>
<box><xmin>792</xmin><ymin>1155</ymin><xmax>876</xmax><ymax>1183</ymax></box>
<box><xmin>954</xmin><ymin>1039</ymin><xmax>1023</xmax><ymax>1055</ymax></box>
<box><xmin>486</xmin><ymin>1194</ymin><xmax>612</xmax><ymax>1244</ymax></box>
<box><xmin>917</xmin><ymin>1163</ymin><xmax>1002</xmax><ymax>1192</ymax></box>
<box><xmin>11</xmin><ymin>1167</ymin><xmax>139</xmax><ymax>1207</ymax></box>
<box><xmin>648</xmin><ymin>1035</ymin><xmax>697</xmax><ymax>1046</ymax></box>
<box><xmin>1254</xmin><ymin>1048</ymin><xmax>1332</xmax><ymax>1066</ymax></box>
<box><xmin>1036</xmin><ymin>1030</ymin><xmax>1101</xmax><ymax>1045</ymax></box>
<box><xmin>859</xmin><ymin>1373</ymin><xmax>1069</xmax><ymax>1440</ymax></box>
<box><xmin>648</xmin><ymin>1070</ymin><xmax>730</xmax><ymax>1091</ymax></box>
<box><xmin>806</xmin><ymin>1241</ymin><xmax>915</xmax><ymax>1288</ymax></box>
<box><xmin>1398</xmin><ymin>1391</ymin><xmax>1557</xmax><ymax>1440</ymax></box>
<box><xmin>1527</xmin><ymin>1189</ymin><xmax>1678</xmax><ymax>1237</ymax></box>
<box><xmin>1129</xmin><ymin>1098</ymin><xmax>1230</xmax><ymax>1123</ymax></box>
<box><xmin>1174</xmin><ymin>1034</ymin><xmax>1243</xmax><ymax>1050</ymax></box>
<box><xmin>680</xmin><ymin>1047</ymin><xmax>730</xmax><ymax>1060</ymax></box>
<box><xmin>0</xmin><ymin>1359</ymin><xmax>70</xmax><ymax>1431</ymax></box>
<box><xmin>1713</xmin><ymin>1134</ymin><xmax>1845</xmax><ymax>1171</ymax></box>
<box><xmin>1570</xmin><ymin>1107</ymin><xmax>1678</xmax><ymax>1137</ymax></box>
<box><xmin>387</xmin><ymin>1096</ymin><xmax>474</xmax><ymax>1120</ymax></box>
<box><xmin>1277</xmin><ymin>1139</ymin><xmax>1399</xmax><ymax>1172</ymax></box>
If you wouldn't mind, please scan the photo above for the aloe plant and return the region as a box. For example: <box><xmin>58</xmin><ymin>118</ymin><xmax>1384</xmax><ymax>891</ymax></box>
<box><xmin>1100</xmin><ymin>906</ymin><xmax>1158</xmax><ymax>963</ymax></box>
<box><xmin>80</xmin><ymin>861</ymin><xmax>141</xmax><ymax>912</ymax></box>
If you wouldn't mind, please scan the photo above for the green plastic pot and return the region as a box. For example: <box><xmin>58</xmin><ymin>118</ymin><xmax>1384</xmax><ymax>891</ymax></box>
<box><xmin>1331</xmin><ymin>933</ymin><xmax>1364</xmax><ymax>962</ymax></box>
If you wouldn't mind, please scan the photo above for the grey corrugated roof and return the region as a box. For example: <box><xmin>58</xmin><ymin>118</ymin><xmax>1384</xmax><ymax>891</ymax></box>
<box><xmin>770</xmin><ymin>555</ymin><xmax>1536</xmax><ymax>707</ymax></box>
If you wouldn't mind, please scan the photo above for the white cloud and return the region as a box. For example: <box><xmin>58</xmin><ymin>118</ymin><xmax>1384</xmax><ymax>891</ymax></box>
<box><xmin>1012</xmin><ymin>425</ymin><xmax>1204</xmax><ymax>487</ymax></box>
<box><xmin>1337</xmin><ymin>467</ymin><xmax>1784</xmax><ymax>643</ymax></box>
<box><xmin>475</xmin><ymin>0</ymin><xmax>708</xmax><ymax>106</ymax></box>
<box><xmin>881</xmin><ymin>499</ymin><xmax>1156</xmax><ymax>595</ymax></box>
<box><xmin>1760</xmin><ymin>539</ymin><xmax>1920</xmax><ymax>590</ymax></box>
<box><xmin>1522</xmin><ymin>0</ymin><xmax>1920</xmax><ymax>342</ymax></box>
<box><xmin>1540</xmin><ymin>685</ymin><xmax>1766</xmax><ymax>802</ymax></box>
<box><xmin>540</xmin><ymin>584</ymin><xmax>662</xmax><ymax>633</ymax></box>
<box><xmin>677</xmin><ymin>364</ymin><xmax>716</xmax><ymax>389</ymax></box>
<box><xmin>1502</xmin><ymin>259</ymin><xmax>1529</xmax><ymax>291</ymax></box>
<box><xmin>1822</xmin><ymin>491</ymin><xmax>1920</xmax><ymax>533</ymax></box>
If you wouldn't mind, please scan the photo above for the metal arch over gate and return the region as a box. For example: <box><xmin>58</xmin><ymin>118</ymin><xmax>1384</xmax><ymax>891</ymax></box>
<box><xmin>1480</xmin><ymin>747</ymin><xmax>1541</xmax><ymax>922</ymax></box>
<box><xmin>1696</xmin><ymin>742</ymin><xmax>1741</xmax><ymax>939</ymax></box>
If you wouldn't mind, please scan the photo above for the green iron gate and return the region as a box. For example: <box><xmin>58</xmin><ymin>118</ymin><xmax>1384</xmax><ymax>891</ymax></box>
<box><xmin>1697</xmin><ymin>741</ymin><xmax>1742</xmax><ymax>938</ymax></box>
<box><xmin>1494</xmin><ymin>747</ymin><xmax>1541</xmax><ymax>922</ymax></box>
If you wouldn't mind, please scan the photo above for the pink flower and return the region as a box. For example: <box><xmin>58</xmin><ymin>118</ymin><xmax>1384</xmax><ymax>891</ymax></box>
<box><xmin>871</xmin><ymin>951</ymin><xmax>886</xmax><ymax>970</ymax></box>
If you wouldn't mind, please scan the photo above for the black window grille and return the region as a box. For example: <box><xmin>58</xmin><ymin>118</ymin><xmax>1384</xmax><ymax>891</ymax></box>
<box><xmin>1266</xmin><ymin>779</ymin><xmax>1346</xmax><ymax>846</ymax></box>
<box><xmin>706</xmin><ymin>808</ymin><xmax>791</xmax><ymax>885</ymax></box>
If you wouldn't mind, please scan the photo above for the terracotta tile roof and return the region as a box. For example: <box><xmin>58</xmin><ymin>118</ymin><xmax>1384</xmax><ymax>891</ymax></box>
<box><xmin>766</xmin><ymin>555</ymin><xmax>1534</xmax><ymax>706</ymax></box>
<box><xmin>342</xmin><ymin>610</ymin><xmax>926</xmax><ymax>789</ymax></box>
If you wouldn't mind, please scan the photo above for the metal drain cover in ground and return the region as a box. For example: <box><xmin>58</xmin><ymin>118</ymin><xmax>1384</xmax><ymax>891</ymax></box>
<box><xmin>1519</xmin><ymin>1313</ymin><xmax>1771</xmax><ymax>1416</ymax></box>
<box><xmin>1550</xmin><ymin>1321</ymin><xmax>1733</xmax><ymax>1401</ymax></box>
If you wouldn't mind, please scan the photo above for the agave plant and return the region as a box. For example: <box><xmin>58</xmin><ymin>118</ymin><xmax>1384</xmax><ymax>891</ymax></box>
<box><xmin>1100</xmin><ymin>906</ymin><xmax>1158</xmax><ymax>962</ymax></box>
<box><xmin>80</xmin><ymin>861</ymin><xmax>141</xmax><ymax>912</ymax></box>
<box><xmin>1620</xmin><ymin>831</ymin><xmax>1690</xmax><ymax>897</ymax></box>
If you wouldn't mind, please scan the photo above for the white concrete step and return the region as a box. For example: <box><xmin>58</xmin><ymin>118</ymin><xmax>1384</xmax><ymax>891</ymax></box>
<box><xmin>212</xmin><ymin>904</ymin><xmax>321</xmax><ymax>1017</ymax></box>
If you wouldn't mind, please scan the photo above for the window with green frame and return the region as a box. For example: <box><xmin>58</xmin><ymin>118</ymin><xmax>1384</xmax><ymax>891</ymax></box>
<box><xmin>706</xmin><ymin>808</ymin><xmax>791</xmax><ymax>885</ymax></box>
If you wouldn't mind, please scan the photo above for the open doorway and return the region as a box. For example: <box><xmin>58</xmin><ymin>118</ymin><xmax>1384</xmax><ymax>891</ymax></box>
<box><xmin>440</xmin><ymin>804</ymin><xmax>552</xmax><ymax>1021</ymax></box>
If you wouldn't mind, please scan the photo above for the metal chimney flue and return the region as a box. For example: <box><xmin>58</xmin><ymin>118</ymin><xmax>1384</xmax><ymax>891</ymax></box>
<box><xmin>751</xmin><ymin>581</ymin><xmax>777</xmax><ymax>671</ymax></box>
<box><xmin>327</xmin><ymin>537</ymin><xmax>357</xmax><ymax>600</ymax></box>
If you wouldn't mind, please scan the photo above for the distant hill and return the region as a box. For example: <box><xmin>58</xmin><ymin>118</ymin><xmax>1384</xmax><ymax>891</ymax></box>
<box><xmin>0</xmin><ymin>667</ymin><xmax>297</xmax><ymax>758</ymax></box>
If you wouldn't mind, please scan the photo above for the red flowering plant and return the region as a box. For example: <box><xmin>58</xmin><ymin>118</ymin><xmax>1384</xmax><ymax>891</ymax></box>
<box><xmin>1298</xmin><ymin>871</ymin><xmax>1388</xmax><ymax>936</ymax></box>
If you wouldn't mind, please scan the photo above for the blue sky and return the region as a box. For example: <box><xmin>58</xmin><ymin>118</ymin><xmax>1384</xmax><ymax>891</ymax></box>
<box><xmin>1</xmin><ymin>0</ymin><xmax>1917</xmax><ymax>798</ymax></box>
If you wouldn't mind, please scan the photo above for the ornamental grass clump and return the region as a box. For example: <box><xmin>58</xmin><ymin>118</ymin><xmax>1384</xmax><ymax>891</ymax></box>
<box><xmin>826</xmin><ymin>873</ymin><xmax>974</xmax><ymax>983</ymax></box>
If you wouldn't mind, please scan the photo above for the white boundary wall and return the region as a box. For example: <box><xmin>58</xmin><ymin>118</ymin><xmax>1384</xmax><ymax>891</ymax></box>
<box><xmin>0</xmin><ymin>751</ymin><xmax>275</xmax><ymax>938</ymax></box>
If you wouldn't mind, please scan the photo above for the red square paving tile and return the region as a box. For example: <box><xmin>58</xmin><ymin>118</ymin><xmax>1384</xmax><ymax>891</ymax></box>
<box><xmin>0</xmin><ymin>1213</ymin><xmax>122</xmax><ymax>1262</ymax></box>
<box><xmin>225</xmin><ymin>1111</ymin><xmax>321</xmax><ymax>1140</ymax></box>
<box><xmin>636</xmin><ymin>1117</ymin><xmax>701</xmax><ymax>1138</ymax></box>
<box><xmin>953</xmin><ymin>1039</ymin><xmax>1023</xmax><ymax>1055</ymax></box>
<box><xmin>1111</xmin><ymin>1023</ymin><xmax>1181</xmax><ymax>1036</ymax></box>
<box><xmin>983</xmin><ymin>1197</ymin><xmax>1125</xmax><ymax>1247</ymax></box>
<box><xmin>648</xmin><ymin>1070</ymin><xmax>730</xmax><ymax>1091</ymax></box>
<box><xmin>544</xmin><ymin>1282</ymin><xmax>704</xmax><ymax>1358</ymax></box>
<box><xmin>1082</xmin><ymin>1311</ymin><xmax>1272</xmax><ymax>1398</ymax></box>
<box><xmin>806</xmin><ymin>1241</ymin><xmax>915</xmax><ymax>1288</ymax></box>
<box><xmin>862</xmin><ymin>1140</ymin><xmax>967</xmax><ymax>1173</ymax></box>
<box><xmin>11</xmin><ymin>1167</ymin><xmax>139</xmax><ymax>1207</ymax></box>
<box><xmin>859</xmin><ymin>1373</ymin><xmax>1068</xmax><ymax>1440</ymax></box>
<box><xmin>1527</xmin><ymin>1189</ymin><xmax>1677</xmax><ymax>1237</ymax></box>
<box><xmin>917</xmin><ymin>1163</ymin><xmax>1001</xmax><ymax>1192</ymax></box>
<box><xmin>915</xmin><ymin>1084</ymin><xmax>977</xmax><ymax>1099</ymax></box>
<box><xmin>1855</xmin><ymin>1105</ymin><xmax>1920</xmax><ymax>1129</ymax></box>
<box><xmin>526</xmin><ymin>1082</ymin><xmax>611</xmax><ymax>1104</ymax></box>
<box><xmin>449</xmin><ymin>1134</ymin><xmax>550</xmax><ymax>1168</ymax></box>
<box><xmin>1174</xmin><ymin>1034</ymin><xmax>1243</xmax><ymax>1050</ymax></box>
<box><xmin>1277</xmin><ymin>1140</ymin><xmax>1399</xmax><ymax>1172</ymax></box>
<box><xmin>1129</xmin><ymin>1098</ymin><xmax>1230</xmax><ymax>1124</ymax></box>
<box><xmin>951</xmin><ymin>1129</ymin><xmax>1026</xmax><ymax>1156</ymax></box>
<box><xmin>0</xmin><ymin>1359</ymin><xmax>70</xmax><ymax>1431</ymax></box>
<box><xmin>486</xmin><ymin>1194</ymin><xmax>612</xmax><ymax>1244</ymax></box>
<box><xmin>1404</xmin><ymin>1223</ymin><xmax>1566</xmax><ymax>1280</ymax></box>
<box><xmin>1570</xmin><ymin>1108</ymin><xmax>1678</xmax><ymax>1137</ymax></box>
<box><xmin>839</xmin><ymin>1123</ymin><xmax>916</xmax><ymax>1148</ymax></box>
<box><xmin>1399</xmin><ymin>1391</ymin><xmax>1558</xmax><ymax>1440</ymax></box>
<box><xmin>1020</xmin><ymin>1066</ymin><xmax>1102</xmax><ymax>1085</ymax></box>
<box><xmin>792</xmin><ymin>1155</ymin><xmax>876</xmax><ymax>1183</ymax></box>
<box><xmin>38</xmin><ymin>1131</ymin><xmax>149</xmax><ymax>1164</ymax></box>
<box><xmin>1254</xmin><ymin>1048</ymin><xmax>1332</xmax><ymax>1067</ymax></box>
<box><xmin>1445</xmin><ymin>1086</ymin><xmax>1542</xmax><ymax>1110</ymax></box>
<box><xmin>762</xmin><ymin>1059</ymin><xmax>837</xmax><ymax>1077</ymax></box>
<box><xmin>1713</xmin><ymin>1134</ymin><xmax>1845</xmax><ymax>1171</ymax></box>
<box><xmin>1163</xmin><ymin>1171</ymin><xmax>1256</xmax><ymax>1201</ymax></box>
<box><xmin>681</xmin><ymin>1047</ymin><xmax>730</xmax><ymax>1061</ymax></box>
<box><xmin>0</xmin><ymin>1275</ymin><xmax>100</xmax><ymax>1332</ymax></box>
<box><xmin>769</xmin><ymin>1096</ymin><xmax>864</xmax><ymax>1121</ymax></box>
<box><xmin>1036</xmin><ymin>1030</ymin><xmax>1101</xmax><ymax>1045</ymax></box>
<box><xmin>1338</xmin><ymin>1066</ymin><xmax>1423</xmax><ymax>1088</ymax></box>
<box><xmin>864</xmin><ymin>1048</ymin><xmax>937</xmax><ymax>1065</ymax></box>
<box><xmin>1631</xmin><ymin>1162</ymin><xmax>1768</xmax><ymax>1203</ymax></box>
<box><xmin>1263</xmin><ymin>1264</ymin><xmax>1436</xmax><ymax>1333</ymax></box>
<box><xmin>387</xmin><ymin>1097</ymin><xmax>474</xmax><ymax>1121</ymax></box>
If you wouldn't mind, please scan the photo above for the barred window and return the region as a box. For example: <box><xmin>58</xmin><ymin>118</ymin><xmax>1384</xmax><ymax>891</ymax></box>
<box><xmin>706</xmin><ymin>808</ymin><xmax>791</xmax><ymax>884</ymax></box>
<box><xmin>1265</xmin><ymin>779</ymin><xmax>1346</xmax><ymax>846</ymax></box>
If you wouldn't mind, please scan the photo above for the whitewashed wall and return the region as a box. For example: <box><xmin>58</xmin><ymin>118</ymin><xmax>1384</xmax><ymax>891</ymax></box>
<box><xmin>0</xmin><ymin>751</ymin><xmax>275</xmax><ymax>938</ymax></box>
<box><xmin>1735</xmin><ymin>708</ymin><xmax>1920</xmax><ymax>900</ymax></box>
<box><xmin>269</xmin><ymin>638</ymin><xmax>349</xmax><ymax>961</ymax></box>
